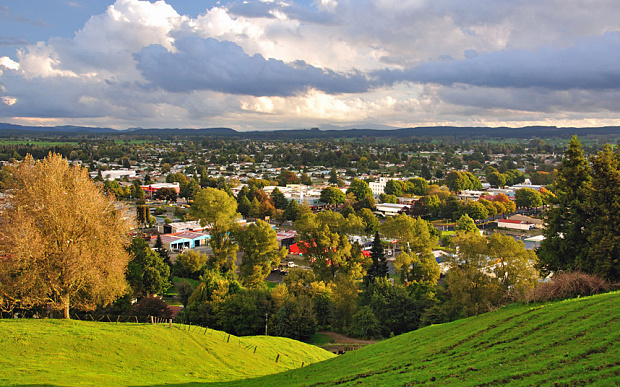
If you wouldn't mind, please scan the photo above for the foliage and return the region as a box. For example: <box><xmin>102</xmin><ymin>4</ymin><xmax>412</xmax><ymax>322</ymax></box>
<box><xmin>176</xmin><ymin>280</ymin><xmax>195</xmax><ymax>308</ymax></box>
<box><xmin>445</xmin><ymin>170</ymin><xmax>483</xmax><ymax>192</ymax></box>
<box><xmin>320</xmin><ymin>186</ymin><xmax>346</xmax><ymax>206</ymax></box>
<box><xmin>130</xmin><ymin>296</ymin><xmax>173</xmax><ymax>320</ymax></box>
<box><xmin>127</xmin><ymin>238</ymin><xmax>171</xmax><ymax>297</ymax></box>
<box><xmin>270</xmin><ymin>187</ymin><xmax>289</xmax><ymax>210</ymax></box>
<box><xmin>515</xmin><ymin>187</ymin><xmax>543</xmax><ymax>209</ymax></box>
<box><xmin>174</xmin><ymin>250</ymin><xmax>209</xmax><ymax>279</ymax></box>
<box><xmin>444</xmin><ymin>233</ymin><xmax>538</xmax><ymax>317</ymax></box>
<box><xmin>155</xmin><ymin>187</ymin><xmax>178</xmax><ymax>203</ymax></box>
<box><xmin>348</xmin><ymin>306</ymin><xmax>381</xmax><ymax>339</ymax></box>
<box><xmin>237</xmin><ymin>220</ymin><xmax>288</xmax><ymax>287</ymax></box>
<box><xmin>379</xmin><ymin>192</ymin><xmax>398</xmax><ymax>203</ymax></box>
<box><xmin>362</xmin><ymin>279</ymin><xmax>436</xmax><ymax>337</ymax></box>
<box><xmin>294</xmin><ymin>211</ymin><xmax>366</xmax><ymax>282</ymax></box>
<box><xmin>454</xmin><ymin>214</ymin><xmax>478</xmax><ymax>235</ymax></box>
<box><xmin>190</xmin><ymin>187</ymin><xmax>240</xmax><ymax>273</ymax></box>
<box><xmin>527</xmin><ymin>272</ymin><xmax>610</xmax><ymax>302</ymax></box>
<box><xmin>539</xmin><ymin>136</ymin><xmax>620</xmax><ymax>281</ymax></box>
<box><xmin>357</xmin><ymin>208</ymin><xmax>380</xmax><ymax>235</ymax></box>
<box><xmin>218</xmin><ymin>288</ymin><xmax>273</xmax><ymax>336</ymax></box>
<box><xmin>462</xmin><ymin>200</ymin><xmax>489</xmax><ymax>221</ymax></box>
<box><xmin>272</xmin><ymin>296</ymin><xmax>317</xmax><ymax>341</ymax></box>
<box><xmin>240</xmin><ymin>291</ymin><xmax>620</xmax><ymax>387</ymax></box>
<box><xmin>364</xmin><ymin>232</ymin><xmax>388</xmax><ymax>286</ymax></box>
<box><xmin>0</xmin><ymin>153</ymin><xmax>132</xmax><ymax>318</ymax></box>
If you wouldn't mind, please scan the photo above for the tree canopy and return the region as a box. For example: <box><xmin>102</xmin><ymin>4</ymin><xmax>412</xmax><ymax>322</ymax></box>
<box><xmin>0</xmin><ymin>153</ymin><xmax>132</xmax><ymax>318</ymax></box>
<box><xmin>190</xmin><ymin>187</ymin><xmax>240</xmax><ymax>273</ymax></box>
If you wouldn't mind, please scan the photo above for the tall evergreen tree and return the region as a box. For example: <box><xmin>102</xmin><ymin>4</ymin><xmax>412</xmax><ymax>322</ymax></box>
<box><xmin>539</xmin><ymin>136</ymin><xmax>591</xmax><ymax>276</ymax></box>
<box><xmin>365</xmin><ymin>232</ymin><xmax>388</xmax><ymax>286</ymax></box>
<box><xmin>585</xmin><ymin>145</ymin><xmax>620</xmax><ymax>281</ymax></box>
<box><xmin>154</xmin><ymin>234</ymin><xmax>171</xmax><ymax>267</ymax></box>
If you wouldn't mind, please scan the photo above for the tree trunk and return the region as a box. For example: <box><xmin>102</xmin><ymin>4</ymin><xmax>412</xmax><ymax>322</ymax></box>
<box><xmin>62</xmin><ymin>294</ymin><xmax>70</xmax><ymax>319</ymax></box>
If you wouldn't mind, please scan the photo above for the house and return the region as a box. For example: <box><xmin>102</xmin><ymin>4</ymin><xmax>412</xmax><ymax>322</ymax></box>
<box><xmin>375</xmin><ymin>203</ymin><xmax>412</xmax><ymax>217</ymax></box>
<box><xmin>160</xmin><ymin>220</ymin><xmax>203</xmax><ymax>234</ymax></box>
<box><xmin>506</xmin><ymin>214</ymin><xmax>544</xmax><ymax>229</ymax></box>
<box><xmin>496</xmin><ymin>219</ymin><xmax>535</xmax><ymax>231</ymax></box>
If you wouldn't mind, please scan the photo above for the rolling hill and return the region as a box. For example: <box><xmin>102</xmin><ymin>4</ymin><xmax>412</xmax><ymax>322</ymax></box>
<box><xmin>0</xmin><ymin>319</ymin><xmax>334</xmax><ymax>386</ymax></box>
<box><xmin>217</xmin><ymin>291</ymin><xmax>620</xmax><ymax>387</ymax></box>
<box><xmin>2</xmin><ymin>291</ymin><xmax>618</xmax><ymax>386</ymax></box>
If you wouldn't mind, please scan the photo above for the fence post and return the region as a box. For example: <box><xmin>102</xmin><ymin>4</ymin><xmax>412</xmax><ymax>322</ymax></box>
<box><xmin>135</xmin><ymin>316</ymin><xmax>138</xmax><ymax>323</ymax></box>
<box><xmin>275</xmin><ymin>354</ymin><xmax>280</xmax><ymax>363</ymax></box>
<box><xmin>150</xmin><ymin>316</ymin><xmax>154</xmax><ymax>324</ymax></box>
<box><xmin>227</xmin><ymin>335</ymin><xmax>230</xmax><ymax>343</ymax></box>
<box><xmin>169</xmin><ymin>319</ymin><xmax>172</xmax><ymax>328</ymax></box>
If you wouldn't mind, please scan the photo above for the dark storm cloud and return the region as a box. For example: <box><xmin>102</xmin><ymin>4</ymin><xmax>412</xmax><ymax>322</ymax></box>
<box><xmin>373</xmin><ymin>32</ymin><xmax>620</xmax><ymax>91</ymax></box>
<box><xmin>135</xmin><ymin>37</ymin><xmax>369</xmax><ymax>96</ymax></box>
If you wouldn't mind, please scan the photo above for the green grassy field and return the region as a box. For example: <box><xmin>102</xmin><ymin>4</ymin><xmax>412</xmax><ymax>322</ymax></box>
<box><xmin>217</xmin><ymin>291</ymin><xmax>620</xmax><ymax>386</ymax></box>
<box><xmin>0</xmin><ymin>140</ymin><xmax>78</xmax><ymax>146</ymax></box>
<box><xmin>0</xmin><ymin>319</ymin><xmax>335</xmax><ymax>386</ymax></box>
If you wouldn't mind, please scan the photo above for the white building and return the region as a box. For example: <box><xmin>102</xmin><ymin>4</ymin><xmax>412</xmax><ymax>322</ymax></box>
<box><xmin>375</xmin><ymin>203</ymin><xmax>412</xmax><ymax>217</ymax></box>
<box><xmin>90</xmin><ymin>169</ymin><xmax>136</xmax><ymax>181</ymax></box>
<box><xmin>369</xmin><ymin>177</ymin><xmax>390</xmax><ymax>197</ymax></box>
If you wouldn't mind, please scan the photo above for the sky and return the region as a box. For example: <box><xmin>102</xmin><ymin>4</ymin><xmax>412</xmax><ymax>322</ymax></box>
<box><xmin>1</xmin><ymin>0</ymin><xmax>620</xmax><ymax>131</ymax></box>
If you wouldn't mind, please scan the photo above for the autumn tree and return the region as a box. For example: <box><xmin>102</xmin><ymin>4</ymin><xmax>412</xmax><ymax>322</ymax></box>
<box><xmin>190</xmin><ymin>187</ymin><xmax>240</xmax><ymax>273</ymax></box>
<box><xmin>295</xmin><ymin>211</ymin><xmax>365</xmax><ymax>282</ymax></box>
<box><xmin>444</xmin><ymin>232</ymin><xmax>537</xmax><ymax>317</ymax></box>
<box><xmin>0</xmin><ymin>153</ymin><xmax>132</xmax><ymax>319</ymax></box>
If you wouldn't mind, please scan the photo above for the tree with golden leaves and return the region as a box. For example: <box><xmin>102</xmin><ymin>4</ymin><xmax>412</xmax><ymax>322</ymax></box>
<box><xmin>0</xmin><ymin>153</ymin><xmax>133</xmax><ymax>319</ymax></box>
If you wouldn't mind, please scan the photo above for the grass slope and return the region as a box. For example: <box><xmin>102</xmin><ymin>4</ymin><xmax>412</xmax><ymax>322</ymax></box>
<box><xmin>0</xmin><ymin>320</ymin><xmax>335</xmax><ymax>386</ymax></box>
<box><xmin>220</xmin><ymin>291</ymin><xmax>620</xmax><ymax>387</ymax></box>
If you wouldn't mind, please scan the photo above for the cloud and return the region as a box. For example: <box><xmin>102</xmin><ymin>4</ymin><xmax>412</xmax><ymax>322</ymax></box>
<box><xmin>0</xmin><ymin>6</ymin><xmax>49</xmax><ymax>27</ymax></box>
<box><xmin>0</xmin><ymin>37</ymin><xmax>30</xmax><ymax>47</ymax></box>
<box><xmin>3</xmin><ymin>0</ymin><xmax>620</xmax><ymax>130</ymax></box>
<box><xmin>135</xmin><ymin>37</ymin><xmax>369</xmax><ymax>96</ymax></box>
<box><xmin>374</xmin><ymin>32</ymin><xmax>620</xmax><ymax>91</ymax></box>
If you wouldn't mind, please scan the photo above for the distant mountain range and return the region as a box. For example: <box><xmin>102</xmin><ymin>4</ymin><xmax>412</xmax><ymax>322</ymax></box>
<box><xmin>1</xmin><ymin>122</ymin><xmax>620</xmax><ymax>139</ymax></box>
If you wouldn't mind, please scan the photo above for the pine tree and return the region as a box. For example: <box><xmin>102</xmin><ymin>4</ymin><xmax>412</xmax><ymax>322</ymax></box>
<box><xmin>539</xmin><ymin>136</ymin><xmax>591</xmax><ymax>276</ymax></box>
<box><xmin>584</xmin><ymin>145</ymin><xmax>620</xmax><ymax>281</ymax></box>
<box><xmin>154</xmin><ymin>234</ymin><xmax>171</xmax><ymax>267</ymax></box>
<box><xmin>365</xmin><ymin>232</ymin><xmax>388</xmax><ymax>286</ymax></box>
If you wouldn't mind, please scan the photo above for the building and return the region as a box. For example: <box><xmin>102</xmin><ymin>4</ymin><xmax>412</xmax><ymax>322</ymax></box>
<box><xmin>159</xmin><ymin>220</ymin><xmax>203</xmax><ymax>234</ymax></box>
<box><xmin>496</xmin><ymin>219</ymin><xmax>535</xmax><ymax>231</ymax></box>
<box><xmin>141</xmin><ymin>182</ymin><xmax>181</xmax><ymax>195</ymax></box>
<box><xmin>160</xmin><ymin>231</ymin><xmax>210</xmax><ymax>252</ymax></box>
<box><xmin>90</xmin><ymin>169</ymin><xmax>136</xmax><ymax>181</ymax></box>
<box><xmin>369</xmin><ymin>177</ymin><xmax>390</xmax><ymax>197</ymax></box>
<box><xmin>375</xmin><ymin>203</ymin><xmax>412</xmax><ymax>217</ymax></box>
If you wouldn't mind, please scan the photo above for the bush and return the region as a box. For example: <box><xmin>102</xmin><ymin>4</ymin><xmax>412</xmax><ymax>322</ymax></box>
<box><xmin>528</xmin><ymin>272</ymin><xmax>609</xmax><ymax>303</ymax></box>
<box><xmin>131</xmin><ymin>296</ymin><xmax>173</xmax><ymax>320</ymax></box>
